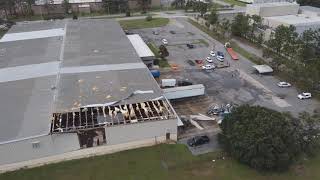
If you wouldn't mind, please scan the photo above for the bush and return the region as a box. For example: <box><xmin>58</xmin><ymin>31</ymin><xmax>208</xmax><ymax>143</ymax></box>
<box><xmin>126</xmin><ymin>11</ymin><xmax>131</xmax><ymax>17</ymax></box>
<box><xmin>146</xmin><ymin>14</ymin><xmax>152</xmax><ymax>21</ymax></box>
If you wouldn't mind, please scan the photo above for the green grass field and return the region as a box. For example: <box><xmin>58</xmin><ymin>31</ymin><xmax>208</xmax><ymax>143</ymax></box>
<box><xmin>119</xmin><ymin>18</ymin><xmax>169</xmax><ymax>30</ymax></box>
<box><xmin>1</xmin><ymin>144</ymin><xmax>320</xmax><ymax>180</ymax></box>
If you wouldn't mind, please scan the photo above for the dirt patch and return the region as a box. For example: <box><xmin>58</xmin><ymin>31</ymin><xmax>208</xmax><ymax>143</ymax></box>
<box><xmin>292</xmin><ymin>164</ymin><xmax>306</xmax><ymax>176</ymax></box>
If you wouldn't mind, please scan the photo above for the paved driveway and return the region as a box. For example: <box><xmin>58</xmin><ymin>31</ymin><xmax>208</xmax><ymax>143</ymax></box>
<box><xmin>178</xmin><ymin>130</ymin><xmax>221</xmax><ymax>155</ymax></box>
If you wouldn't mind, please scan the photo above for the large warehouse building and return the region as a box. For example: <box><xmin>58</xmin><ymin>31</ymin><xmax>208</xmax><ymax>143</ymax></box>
<box><xmin>246</xmin><ymin>1</ymin><xmax>320</xmax><ymax>35</ymax></box>
<box><xmin>0</xmin><ymin>19</ymin><xmax>178</xmax><ymax>169</ymax></box>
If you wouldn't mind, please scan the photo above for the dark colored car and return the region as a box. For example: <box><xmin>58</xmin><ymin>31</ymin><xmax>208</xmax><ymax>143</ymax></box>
<box><xmin>186</xmin><ymin>60</ymin><xmax>195</xmax><ymax>66</ymax></box>
<box><xmin>187</xmin><ymin>135</ymin><xmax>210</xmax><ymax>147</ymax></box>
<box><xmin>170</xmin><ymin>30</ymin><xmax>176</xmax><ymax>34</ymax></box>
<box><xmin>178</xmin><ymin>80</ymin><xmax>193</xmax><ymax>86</ymax></box>
<box><xmin>186</xmin><ymin>43</ymin><xmax>195</xmax><ymax>49</ymax></box>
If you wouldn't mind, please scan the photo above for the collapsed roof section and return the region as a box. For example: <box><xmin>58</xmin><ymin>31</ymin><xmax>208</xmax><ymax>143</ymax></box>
<box><xmin>51</xmin><ymin>99</ymin><xmax>176</xmax><ymax>133</ymax></box>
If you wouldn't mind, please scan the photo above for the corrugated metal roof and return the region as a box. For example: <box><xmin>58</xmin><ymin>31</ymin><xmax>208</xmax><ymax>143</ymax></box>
<box><xmin>253</xmin><ymin>65</ymin><xmax>273</xmax><ymax>74</ymax></box>
<box><xmin>127</xmin><ymin>34</ymin><xmax>155</xmax><ymax>58</ymax></box>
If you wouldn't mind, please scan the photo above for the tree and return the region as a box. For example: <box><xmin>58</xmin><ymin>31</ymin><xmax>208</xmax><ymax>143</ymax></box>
<box><xmin>219</xmin><ymin>19</ymin><xmax>230</xmax><ymax>37</ymax></box>
<box><xmin>137</xmin><ymin>0</ymin><xmax>150</xmax><ymax>14</ymax></box>
<box><xmin>231</xmin><ymin>14</ymin><xmax>250</xmax><ymax>38</ymax></box>
<box><xmin>298</xmin><ymin>29</ymin><xmax>317</xmax><ymax>63</ymax></box>
<box><xmin>198</xmin><ymin>2</ymin><xmax>207</xmax><ymax>17</ymax></box>
<box><xmin>185</xmin><ymin>0</ymin><xmax>192</xmax><ymax>12</ymax></box>
<box><xmin>171</xmin><ymin>0</ymin><xmax>184</xmax><ymax>9</ymax></box>
<box><xmin>219</xmin><ymin>105</ymin><xmax>310</xmax><ymax>171</ymax></box>
<box><xmin>159</xmin><ymin>45</ymin><xmax>169</xmax><ymax>58</ymax></box>
<box><xmin>248</xmin><ymin>15</ymin><xmax>262</xmax><ymax>42</ymax></box>
<box><xmin>299</xmin><ymin>111</ymin><xmax>320</xmax><ymax>156</ymax></box>
<box><xmin>26</xmin><ymin>0</ymin><xmax>35</xmax><ymax>15</ymax></box>
<box><xmin>267</xmin><ymin>25</ymin><xmax>298</xmax><ymax>57</ymax></box>
<box><xmin>103</xmin><ymin>0</ymin><xmax>128</xmax><ymax>14</ymax></box>
<box><xmin>208</xmin><ymin>8</ymin><xmax>218</xmax><ymax>25</ymax></box>
<box><xmin>298</xmin><ymin>0</ymin><xmax>320</xmax><ymax>8</ymax></box>
<box><xmin>62</xmin><ymin>0</ymin><xmax>71</xmax><ymax>14</ymax></box>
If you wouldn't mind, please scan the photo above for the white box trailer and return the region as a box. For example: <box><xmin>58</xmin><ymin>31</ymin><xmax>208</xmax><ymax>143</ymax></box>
<box><xmin>161</xmin><ymin>79</ymin><xmax>177</xmax><ymax>87</ymax></box>
<box><xmin>163</xmin><ymin>84</ymin><xmax>205</xmax><ymax>100</ymax></box>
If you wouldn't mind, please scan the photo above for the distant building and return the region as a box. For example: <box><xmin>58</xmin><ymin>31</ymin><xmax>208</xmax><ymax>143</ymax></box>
<box><xmin>238</xmin><ymin>0</ymin><xmax>296</xmax><ymax>4</ymax></box>
<box><xmin>246</xmin><ymin>1</ymin><xmax>320</xmax><ymax>37</ymax></box>
<box><xmin>246</xmin><ymin>2</ymin><xmax>299</xmax><ymax>17</ymax></box>
<box><xmin>32</xmin><ymin>0</ymin><xmax>161</xmax><ymax>15</ymax></box>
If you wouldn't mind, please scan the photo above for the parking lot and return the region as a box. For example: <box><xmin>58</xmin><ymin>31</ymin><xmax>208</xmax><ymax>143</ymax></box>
<box><xmin>133</xmin><ymin>18</ymin><xmax>320</xmax><ymax>115</ymax></box>
<box><xmin>132</xmin><ymin>17</ymin><xmax>320</xmax><ymax>154</ymax></box>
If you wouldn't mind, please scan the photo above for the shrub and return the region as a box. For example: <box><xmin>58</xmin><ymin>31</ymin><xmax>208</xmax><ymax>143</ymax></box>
<box><xmin>146</xmin><ymin>14</ymin><xmax>152</xmax><ymax>21</ymax></box>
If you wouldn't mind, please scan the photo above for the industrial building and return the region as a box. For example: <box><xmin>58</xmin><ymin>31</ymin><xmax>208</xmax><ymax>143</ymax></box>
<box><xmin>246</xmin><ymin>1</ymin><xmax>320</xmax><ymax>35</ymax></box>
<box><xmin>127</xmin><ymin>34</ymin><xmax>156</xmax><ymax>68</ymax></box>
<box><xmin>246</xmin><ymin>2</ymin><xmax>299</xmax><ymax>17</ymax></box>
<box><xmin>264</xmin><ymin>14</ymin><xmax>320</xmax><ymax>34</ymax></box>
<box><xmin>239</xmin><ymin>0</ymin><xmax>295</xmax><ymax>3</ymax></box>
<box><xmin>0</xmin><ymin>19</ymin><xmax>178</xmax><ymax>168</ymax></box>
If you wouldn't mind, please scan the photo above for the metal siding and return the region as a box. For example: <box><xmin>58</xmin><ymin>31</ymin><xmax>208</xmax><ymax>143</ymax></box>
<box><xmin>163</xmin><ymin>84</ymin><xmax>205</xmax><ymax>100</ymax></box>
<box><xmin>105</xmin><ymin>119</ymin><xmax>177</xmax><ymax>145</ymax></box>
<box><xmin>0</xmin><ymin>134</ymin><xmax>80</xmax><ymax>165</ymax></box>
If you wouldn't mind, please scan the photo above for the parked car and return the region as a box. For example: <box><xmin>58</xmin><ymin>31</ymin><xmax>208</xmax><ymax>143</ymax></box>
<box><xmin>195</xmin><ymin>60</ymin><xmax>203</xmax><ymax>64</ymax></box>
<box><xmin>206</xmin><ymin>57</ymin><xmax>213</xmax><ymax>63</ymax></box>
<box><xmin>177</xmin><ymin>80</ymin><xmax>193</xmax><ymax>86</ymax></box>
<box><xmin>297</xmin><ymin>92</ymin><xmax>312</xmax><ymax>99</ymax></box>
<box><xmin>152</xmin><ymin>30</ymin><xmax>159</xmax><ymax>35</ymax></box>
<box><xmin>170</xmin><ymin>30</ymin><xmax>176</xmax><ymax>34</ymax></box>
<box><xmin>216</xmin><ymin>51</ymin><xmax>224</xmax><ymax>62</ymax></box>
<box><xmin>162</xmin><ymin>39</ymin><xmax>168</xmax><ymax>45</ymax></box>
<box><xmin>277</xmin><ymin>82</ymin><xmax>291</xmax><ymax>88</ymax></box>
<box><xmin>210</xmin><ymin>51</ymin><xmax>216</xmax><ymax>57</ymax></box>
<box><xmin>186</xmin><ymin>60</ymin><xmax>195</xmax><ymax>66</ymax></box>
<box><xmin>187</xmin><ymin>135</ymin><xmax>210</xmax><ymax>147</ymax></box>
<box><xmin>186</xmin><ymin>43</ymin><xmax>195</xmax><ymax>49</ymax></box>
<box><xmin>202</xmin><ymin>64</ymin><xmax>215</xmax><ymax>70</ymax></box>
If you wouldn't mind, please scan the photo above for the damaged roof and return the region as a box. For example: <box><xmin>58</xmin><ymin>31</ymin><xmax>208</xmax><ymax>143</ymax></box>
<box><xmin>0</xmin><ymin>19</ymin><xmax>162</xmax><ymax>143</ymax></box>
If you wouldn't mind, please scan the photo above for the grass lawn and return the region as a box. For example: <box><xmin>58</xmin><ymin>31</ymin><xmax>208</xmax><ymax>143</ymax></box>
<box><xmin>229</xmin><ymin>41</ymin><xmax>265</xmax><ymax>65</ymax></box>
<box><xmin>188</xmin><ymin>19</ymin><xmax>227</xmax><ymax>44</ymax></box>
<box><xmin>221</xmin><ymin>0</ymin><xmax>247</xmax><ymax>7</ymax></box>
<box><xmin>0</xmin><ymin>30</ymin><xmax>7</xmax><ymax>39</ymax></box>
<box><xmin>1</xmin><ymin>144</ymin><xmax>320</xmax><ymax>180</ymax></box>
<box><xmin>119</xmin><ymin>18</ymin><xmax>169</xmax><ymax>30</ymax></box>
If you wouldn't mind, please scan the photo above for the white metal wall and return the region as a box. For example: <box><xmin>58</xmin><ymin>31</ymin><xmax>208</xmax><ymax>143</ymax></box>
<box><xmin>0</xmin><ymin>134</ymin><xmax>80</xmax><ymax>165</ymax></box>
<box><xmin>105</xmin><ymin>119</ymin><xmax>177</xmax><ymax>145</ymax></box>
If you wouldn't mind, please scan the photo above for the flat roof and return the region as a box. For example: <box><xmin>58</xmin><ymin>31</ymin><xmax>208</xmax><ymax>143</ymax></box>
<box><xmin>247</xmin><ymin>2</ymin><xmax>297</xmax><ymax>8</ymax></box>
<box><xmin>0</xmin><ymin>19</ymin><xmax>163</xmax><ymax>143</ymax></box>
<box><xmin>127</xmin><ymin>34</ymin><xmax>155</xmax><ymax>58</ymax></box>
<box><xmin>300</xmin><ymin>6</ymin><xmax>320</xmax><ymax>13</ymax></box>
<box><xmin>265</xmin><ymin>14</ymin><xmax>320</xmax><ymax>25</ymax></box>
<box><xmin>253</xmin><ymin>65</ymin><xmax>273</xmax><ymax>74</ymax></box>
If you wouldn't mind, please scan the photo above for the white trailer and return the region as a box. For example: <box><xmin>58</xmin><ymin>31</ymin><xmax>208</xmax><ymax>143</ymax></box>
<box><xmin>161</xmin><ymin>79</ymin><xmax>177</xmax><ymax>87</ymax></box>
<box><xmin>162</xmin><ymin>84</ymin><xmax>205</xmax><ymax>100</ymax></box>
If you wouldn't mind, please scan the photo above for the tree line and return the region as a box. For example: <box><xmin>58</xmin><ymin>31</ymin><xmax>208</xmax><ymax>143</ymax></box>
<box><xmin>298</xmin><ymin>0</ymin><xmax>320</xmax><ymax>7</ymax></box>
<box><xmin>202</xmin><ymin>11</ymin><xmax>320</xmax><ymax>97</ymax></box>
<box><xmin>219</xmin><ymin>105</ymin><xmax>320</xmax><ymax>171</ymax></box>
<box><xmin>0</xmin><ymin>0</ymin><xmax>35</xmax><ymax>18</ymax></box>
